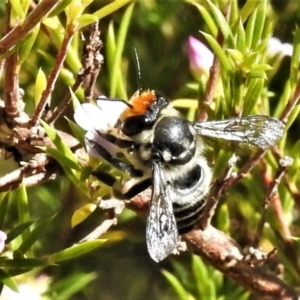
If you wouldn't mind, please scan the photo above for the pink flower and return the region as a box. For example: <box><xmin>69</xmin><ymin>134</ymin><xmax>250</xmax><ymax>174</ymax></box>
<box><xmin>188</xmin><ymin>36</ymin><xmax>214</xmax><ymax>77</ymax></box>
<box><xmin>0</xmin><ymin>230</ymin><xmax>7</xmax><ymax>253</ymax></box>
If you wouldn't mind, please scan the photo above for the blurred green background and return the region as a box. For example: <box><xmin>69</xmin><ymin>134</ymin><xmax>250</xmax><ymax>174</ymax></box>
<box><xmin>0</xmin><ymin>0</ymin><xmax>300</xmax><ymax>299</ymax></box>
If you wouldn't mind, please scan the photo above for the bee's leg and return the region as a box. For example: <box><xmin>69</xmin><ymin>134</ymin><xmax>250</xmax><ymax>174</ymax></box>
<box><xmin>92</xmin><ymin>170</ymin><xmax>151</xmax><ymax>200</ymax></box>
<box><xmin>92</xmin><ymin>170</ymin><xmax>125</xmax><ymax>199</ymax></box>
<box><xmin>97</xmin><ymin>132</ymin><xmax>137</xmax><ymax>149</ymax></box>
<box><xmin>87</xmin><ymin>133</ymin><xmax>150</xmax><ymax>198</ymax></box>
<box><xmin>86</xmin><ymin>138</ymin><xmax>142</xmax><ymax>177</ymax></box>
<box><xmin>123</xmin><ymin>178</ymin><xmax>152</xmax><ymax>199</ymax></box>
<box><xmin>92</xmin><ymin>170</ymin><xmax>117</xmax><ymax>188</ymax></box>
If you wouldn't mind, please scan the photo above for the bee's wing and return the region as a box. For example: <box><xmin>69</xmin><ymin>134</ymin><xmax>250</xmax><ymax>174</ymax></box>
<box><xmin>193</xmin><ymin>115</ymin><xmax>285</xmax><ymax>153</ymax></box>
<box><xmin>146</xmin><ymin>163</ymin><xmax>179</xmax><ymax>262</ymax></box>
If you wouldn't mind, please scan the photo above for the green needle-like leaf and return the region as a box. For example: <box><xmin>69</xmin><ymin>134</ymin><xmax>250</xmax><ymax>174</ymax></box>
<box><xmin>0</xmin><ymin>193</ymin><xmax>9</xmax><ymax>229</ymax></box>
<box><xmin>17</xmin><ymin>183</ymin><xmax>30</xmax><ymax>241</ymax></box>
<box><xmin>93</xmin><ymin>0</ymin><xmax>132</xmax><ymax>20</ymax></box>
<box><xmin>0</xmin><ymin>258</ymin><xmax>48</xmax><ymax>268</ymax></box>
<box><xmin>6</xmin><ymin>221</ymin><xmax>33</xmax><ymax>244</ymax></box>
<box><xmin>162</xmin><ymin>269</ymin><xmax>193</xmax><ymax>300</ymax></box>
<box><xmin>41</xmin><ymin>120</ymin><xmax>80</xmax><ymax>171</ymax></box>
<box><xmin>290</xmin><ymin>27</ymin><xmax>300</xmax><ymax>92</ymax></box>
<box><xmin>206</xmin><ymin>1</ymin><xmax>234</xmax><ymax>47</ymax></box>
<box><xmin>0</xmin><ymin>269</ymin><xmax>19</xmax><ymax>292</ymax></box>
<box><xmin>17</xmin><ymin>214</ymin><xmax>56</xmax><ymax>254</ymax></box>
<box><xmin>109</xmin><ymin>3</ymin><xmax>134</xmax><ymax>98</ymax></box>
<box><xmin>48</xmin><ymin>240</ymin><xmax>106</xmax><ymax>263</ymax></box>
<box><xmin>201</xmin><ymin>31</ymin><xmax>233</xmax><ymax>71</ymax></box>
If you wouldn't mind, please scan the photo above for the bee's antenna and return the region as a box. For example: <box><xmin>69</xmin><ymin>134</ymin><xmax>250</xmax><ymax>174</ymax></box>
<box><xmin>132</xmin><ymin>47</ymin><xmax>142</xmax><ymax>92</ymax></box>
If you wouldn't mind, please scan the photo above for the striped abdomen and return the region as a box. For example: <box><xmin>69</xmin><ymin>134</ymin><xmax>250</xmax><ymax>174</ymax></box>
<box><xmin>170</xmin><ymin>164</ymin><xmax>210</xmax><ymax>234</ymax></box>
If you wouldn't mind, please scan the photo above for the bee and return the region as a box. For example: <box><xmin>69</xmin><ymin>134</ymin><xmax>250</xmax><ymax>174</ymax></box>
<box><xmin>74</xmin><ymin>90</ymin><xmax>285</xmax><ymax>262</ymax></box>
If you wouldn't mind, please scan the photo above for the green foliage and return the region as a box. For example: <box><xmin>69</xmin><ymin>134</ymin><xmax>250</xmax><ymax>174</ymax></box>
<box><xmin>47</xmin><ymin>240</ymin><xmax>106</xmax><ymax>263</ymax></box>
<box><xmin>41</xmin><ymin>119</ymin><xmax>81</xmax><ymax>172</ymax></box>
<box><xmin>163</xmin><ymin>256</ymin><xmax>249</xmax><ymax>300</ymax></box>
<box><xmin>107</xmin><ymin>3</ymin><xmax>135</xmax><ymax>98</ymax></box>
<box><xmin>0</xmin><ymin>0</ymin><xmax>300</xmax><ymax>299</ymax></box>
<box><xmin>45</xmin><ymin>272</ymin><xmax>97</xmax><ymax>300</ymax></box>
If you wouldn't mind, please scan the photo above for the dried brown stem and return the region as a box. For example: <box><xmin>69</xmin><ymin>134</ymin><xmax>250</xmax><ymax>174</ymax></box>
<box><xmin>2</xmin><ymin>2</ymin><xmax>22</xmax><ymax>120</ymax></box>
<box><xmin>4</xmin><ymin>51</ymin><xmax>21</xmax><ymax>119</ymax></box>
<box><xmin>197</xmin><ymin>53</ymin><xmax>220</xmax><ymax>121</ymax></box>
<box><xmin>126</xmin><ymin>188</ymin><xmax>151</xmax><ymax>219</ymax></box>
<box><xmin>0</xmin><ymin>151</ymin><xmax>58</xmax><ymax>190</ymax></box>
<box><xmin>200</xmin><ymin>154</ymin><xmax>238</xmax><ymax>228</ymax></box>
<box><xmin>254</xmin><ymin>157</ymin><xmax>293</xmax><ymax>247</ymax></box>
<box><xmin>81</xmin><ymin>23</ymin><xmax>103</xmax><ymax>102</ymax></box>
<box><xmin>223</xmin><ymin>149</ymin><xmax>265</xmax><ymax>192</ymax></box>
<box><xmin>0</xmin><ymin>127</ymin><xmax>80</xmax><ymax>192</ymax></box>
<box><xmin>31</xmin><ymin>29</ymin><xmax>75</xmax><ymax>125</ymax></box>
<box><xmin>79</xmin><ymin>199</ymin><xmax>125</xmax><ymax>242</ymax></box>
<box><xmin>107</xmin><ymin>192</ymin><xmax>299</xmax><ymax>298</ymax></box>
<box><xmin>45</xmin><ymin>69</ymin><xmax>86</xmax><ymax>124</ymax></box>
<box><xmin>0</xmin><ymin>0</ymin><xmax>57</xmax><ymax>54</ymax></box>
<box><xmin>0</xmin><ymin>167</ymin><xmax>60</xmax><ymax>192</ymax></box>
<box><xmin>184</xmin><ymin>227</ymin><xmax>298</xmax><ymax>300</ymax></box>
<box><xmin>255</xmin><ymin>157</ymin><xmax>300</xmax><ymax>276</ymax></box>
<box><xmin>79</xmin><ymin>216</ymin><xmax>117</xmax><ymax>242</ymax></box>
<box><xmin>0</xmin><ymin>2</ymin><xmax>10</xmax><ymax>80</ymax></box>
<box><xmin>0</xmin><ymin>164</ymin><xmax>32</xmax><ymax>189</ymax></box>
<box><xmin>200</xmin><ymin>150</ymin><xmax>267</xmax><ymax>229</ymax></box>
<box><xmin>196</xmin><ymin>3</ymin><xmax>230</xmax><ymax>122</ymax></box>
<box><xmin>46</xmin><ymin>23</ymin><xmax>103</xmax><ymax>124</ymax></box>
<box><xmin>78</xmin><ymin>189</ymin><xmax>298</xmax><ymax>298</ymax></box>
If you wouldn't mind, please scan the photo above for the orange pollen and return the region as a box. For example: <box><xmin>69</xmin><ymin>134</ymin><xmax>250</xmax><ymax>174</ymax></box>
<box><xmin>120</xmin><ymin>90</ymin><xmax>156</xmax><ymax>121</ymax></box>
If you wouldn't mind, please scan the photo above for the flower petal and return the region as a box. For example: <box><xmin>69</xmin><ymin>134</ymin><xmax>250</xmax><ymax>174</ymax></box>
<box><xmin>74</xmin><ymin>103</ymin><xmax>105</xmax><ymax>131</ymax></box>
<box><xmin>85</xmin><ymin>131</ymin><xmax>119</xmax><ymax>159</ymax></box>
<box><xmin>96</xmin><ymin>98</ymin><xmax>129</xmax><ymax>129</ymax></box>
<box><xmin>188</xmin><ymin>36</ymin><xmax>214</xmax><ymax>76</ymax></box>
<box><xmin>74</xmin><ymin>98</ymin><xmax>129</xmax><ymax>133</ymax></box>
<box><xmin>0</xmin><ymin>230</ymin><xmax>7</xmax><ymax>253</ymax></box>
<box><xmin>268</xmin><ymin>37</ymin><xmax>293</xmax><ymax>57</ymax></box>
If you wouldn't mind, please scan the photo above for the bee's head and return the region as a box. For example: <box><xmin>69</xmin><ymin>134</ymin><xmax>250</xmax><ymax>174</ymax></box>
<box><xmin>119</xmin><ymin>91</ymin><xmax>169</xmax><ymax>136</ymax></box>
<box><xmin>152</xmin><ymin>116</ymin><xmax>196</xmax><ymax>165</ymax></box>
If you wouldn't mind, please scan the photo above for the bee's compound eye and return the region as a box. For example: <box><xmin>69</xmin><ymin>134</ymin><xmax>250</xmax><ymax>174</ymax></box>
<box><xmin>121</xmin><ymin>115</ymin><xmax>154</xmax><ymax>136</ymax></box>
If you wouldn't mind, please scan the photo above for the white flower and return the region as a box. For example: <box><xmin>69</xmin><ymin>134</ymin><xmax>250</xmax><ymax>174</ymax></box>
<box><xmin>1</xmin><ymin>274</ymin><xmax>49</xmax><ymax>300</ymax></box>
<box><xmin>74</xmin><ymin>96</ymin><xmax>127</xmax><ymax>132</ymax></box>
<box><xmin>0</xmin><ymin>230</ymin><xmax>7</xmax><ymax>253</ymax></box>
<box><xmin>1</xmin><ymin>285</ymin><xmax>39</xmax><ymax>300</ymax></box>
<box><xmin>74</xmin><ymin>97</ymin><xmax>128</xmax><ymax>159</ymax></box>
<box><xmin>268</xmin><ymin>37</ymin><xmax>293</xmax><ymax>58</ymax></box>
